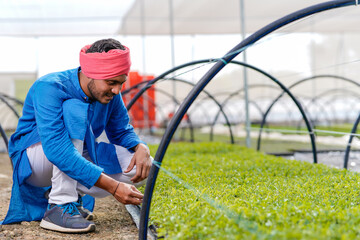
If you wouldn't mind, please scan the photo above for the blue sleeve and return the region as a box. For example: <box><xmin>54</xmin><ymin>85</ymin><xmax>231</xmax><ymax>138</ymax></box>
<box><xmin>33</xmin><ymin>81</ymin><xmax>103</xmax><ymax>189</ymax></box>
<box><xmin>105</xmin><ymin>95</ymin><xmax>145</xmax><ymax>150</ymax></box>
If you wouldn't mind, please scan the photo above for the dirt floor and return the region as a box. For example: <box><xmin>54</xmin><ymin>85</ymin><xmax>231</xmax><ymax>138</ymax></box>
<box><xmin>0</xmin><ymin>152</ymin><xmax>139</xmax><ymax>240</ymax></box>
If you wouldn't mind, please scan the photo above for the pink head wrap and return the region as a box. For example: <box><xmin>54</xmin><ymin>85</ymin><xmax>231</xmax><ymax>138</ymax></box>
<box><xmin>79</xmin><ymin>44</ymin><xmax>131</xmax><ymax>79</ymax></box>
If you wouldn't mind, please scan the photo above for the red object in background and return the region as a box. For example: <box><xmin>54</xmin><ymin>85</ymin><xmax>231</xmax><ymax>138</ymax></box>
<box><xmin>168</xmin><ymin>112</ymin><xmax>189</xmax><ymax>121</ymax></box>
<box><xmin>122</xmin><ymin>71</ymin><xmax>156</xmax><ymax>128</ymax></box>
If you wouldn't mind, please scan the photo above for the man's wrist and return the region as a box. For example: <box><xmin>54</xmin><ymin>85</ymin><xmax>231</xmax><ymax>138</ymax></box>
<box><xmin>95</xmin><ymin>173</ymin><xmax>120</xmax><ymax>194</ymax></box>
<box><xmin>131</xmin><ymin>143</ymin><xmax>146</xmax><ymax>152</ymax></box>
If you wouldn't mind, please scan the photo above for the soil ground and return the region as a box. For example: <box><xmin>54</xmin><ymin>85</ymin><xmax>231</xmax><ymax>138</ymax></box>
<box><xmin>0</xmin><ymin>152</ymin><xmax>139</xmax><ymax>240</ymax></box>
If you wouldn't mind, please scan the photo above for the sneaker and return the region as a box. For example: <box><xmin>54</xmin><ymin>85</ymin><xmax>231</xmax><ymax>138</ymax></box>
<box><xmin>40</xmin><ymin>202</ymin><xmax>96</xmax><ymax>233</ymax></box>
<box><xmin>76</xmin><ymin>195</ymin><xmax>94</xmax><ymax>220</ymax></box>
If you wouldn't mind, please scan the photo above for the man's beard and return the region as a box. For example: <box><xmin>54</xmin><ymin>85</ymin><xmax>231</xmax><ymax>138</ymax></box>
<box><xmin>87</xmin><ymin>79</ymin><xmax>114</xmax><ymax>104</ymax></box>
<box><xmin>87</xmin><ymin>79</ymin><xmax>99</xmax><ymax>101</ymax></box>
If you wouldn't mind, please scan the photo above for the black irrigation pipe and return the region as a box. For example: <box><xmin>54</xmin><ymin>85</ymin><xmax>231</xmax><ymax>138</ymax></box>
<box><xmin>126</xmin><ymin>83</ymin><xmax>197</xmax><ymax>141</ymax></box>
<box><xmin>164</xmin><ymin>78</ymin><xmax>234</xmax><ymax>142</ymax></box>
<box><xmin>0</xmin><ymin>93</ymin><xmax>24</xmax><ymax>106</ymax></box>
<box><xmin>122</xmin><ymin>81</ymin><xmax>150</xmax><ymax>95</ymax></box>
<box><xmin>257</xmin><ymin>74</ymin><xmax>360</xmax><ymax>155</ymax></box>
<box><xmin>140</xmin><ymin>1</ymin><xmax>359</xmax><ymax>238</ymax></box>
<box><xmin>258</xmin><ymin>74</ymin><xmax>360</xmax><ymax>154</ymax></box>
<box><xmin>0</xmin><ymin>122</ymin><xmax>8</xmax><ymax>151</ymax></box>
<box><xmin>208</xmin><ymin>86</ymin><xmax>278</xmax><ymax>141</ymax></box>
<box><xmin>125</xmin><ymin>75</ymin><xmax>234</xmax><ymax>142</ymax></box>
<box><xmin>127</xmin><ymin>92</ymin><xmax>175</xmax><ymax>133</ymax></box>
<box><xmin>298</xmin><ymin>97</ymin><xmax>332</xmax><ymax>128</ymax></box>
<box><xmin>297</xmin><ymin>89</ymin><xmax>360</xmax><ymax>129</ymax></box>
<box><xmin>344</xmin><ymin>111</ymin><xmax>360</xmax><ymax>169</ymax></box>
<box><xmin>295</xmin><ymin>75</ymin><xmax>360</xmax><ymax>89</ymax></box>
<box><xmin>0</xmin><ymin>94</ymin><xmax>21</xmax><ymax>119</ymax></box>
<box><xmin>209</xmin><ymin>83</ymin><xmax>285</xmax><ymax>142</ymax></box>
<box><xmin>0</xmin><ymin>123</ymin><xmax>11</xmax><ymax>169</ymax></box>
<box><xmin>133</xmin><ymin>86</ymin><xmax>196</xmax><ymax>142</ymax></box>
<box><xmin>185</xmin><ymin>91</ymin><xmax>233</xmax><ymax>126</ymax></box>
<box><xmin>249</xmin><ymin>75</ymin><xmax>317</xmax><ymax>163</ymax></box>
<box><xmin>126</xmin><ymin>59</ymin><xmax>218</xmax><ymax>111</ymax></box>
<box><xmin>342</xmin><ymin>94</ymin><xmax>360</xmax><ymax>169</ymax></box>
<box><xmin>328</xmin><ymin>96</ymin><xmax>360</xmax><ymax>123</ymax></box>
<box><xmin>294</xmin><ymin>91</ymin><xmax>358</xmax><ymax>130</ymax></box>
<box><xmin>125</xmin><ymin>61</ymin><xmax>236</xmax><ymax>143</ymax></box>
<box><xmin>126</xmin><ymin>61</ymin><xmax>293</xmax><ymax>145</ymax></box>
<box><xmin>167</xmin><ymin>77</ymin><xmax>235</xmax><ymax>143</ymax></box>
<box><xmin>0</xmin><ymin>94</ymin><xmax>23</xmax><ymax>169</ymax></box>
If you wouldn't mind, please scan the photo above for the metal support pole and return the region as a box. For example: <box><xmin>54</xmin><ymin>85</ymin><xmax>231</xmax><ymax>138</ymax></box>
<box><xmin>169</xmin><ymin>0</ymin><xmax>176</xmax><ymax>88</ymax></box>
<box><xmin>169</xmin><ymin>0</ymin><xmax>178</xmax><ymax>139</ymax></box>
<box><xmin>141</xmin><ymin>0</ymin><xmax>150</xmax><ymax>131</ymax></box>
<box><xmin>240</xmin><ymin>0</ymin><xmax>251</xmax><ymax>147</ymax></box>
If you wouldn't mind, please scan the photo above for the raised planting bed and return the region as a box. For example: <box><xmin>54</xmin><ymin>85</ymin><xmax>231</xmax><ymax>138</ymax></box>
<box><xmin>146</xmin><ymin>142</ymin><xmax>360</xmax><ymax>239</ymax></box>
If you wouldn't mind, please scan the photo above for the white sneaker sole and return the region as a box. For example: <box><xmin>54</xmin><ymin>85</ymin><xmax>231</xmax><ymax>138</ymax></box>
<box><xmin>40</xmin><ymin>219</ymin><xmax>96</xmax><ymax>233</ymax></box>
<box><xmin>85</xmin><ymin>213</ymin><xmax>94</xmax><ymax>221</ymax></box>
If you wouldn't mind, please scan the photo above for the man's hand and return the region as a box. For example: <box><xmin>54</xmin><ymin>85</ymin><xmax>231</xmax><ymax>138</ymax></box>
<box><xmin>113</xmin><ymin>182</ymin><xmax>143</xmax><ymax>205</ymax></box>
<box><xmin>95</xmin><ymin>173</ymin><xmax>143</xmax><ymax>205</ymax></box>
<box><xmin>124</xmin><ymin>143</ymin><xmax>151</xmax><ymax>183</ymax></box>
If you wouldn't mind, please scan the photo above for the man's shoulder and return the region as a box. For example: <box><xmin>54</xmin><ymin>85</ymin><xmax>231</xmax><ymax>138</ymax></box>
<box><xmin>37</xmin><ymin>68</ymin><xmax>77</xmax><ymax>84</ymax></box>
<box><xmin>29</xmin><ymin>68</ymin><xmax>79</xmax><ymax>98</ymax></box>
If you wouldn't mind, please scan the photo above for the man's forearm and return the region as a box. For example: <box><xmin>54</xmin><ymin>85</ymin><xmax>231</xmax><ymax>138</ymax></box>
<box><xmin>94</xmin><ymin>173</ymin><xmax>119</xmax><ymax>195</ymax></box>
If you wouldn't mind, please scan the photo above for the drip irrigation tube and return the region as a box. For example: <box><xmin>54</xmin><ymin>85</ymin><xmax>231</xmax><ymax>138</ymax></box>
<box><xmin>139</xmin><ymin>1</ymin><xmax>359</xmax><ymax>239</ymax></box>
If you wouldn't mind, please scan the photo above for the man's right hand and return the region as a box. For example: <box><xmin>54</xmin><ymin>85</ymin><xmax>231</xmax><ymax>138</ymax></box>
<box><xmin>113</xmin><ymin>182</ymin><xmax>143</xmax><ymax>205</ymax></box>
<box><xmin>95</xmin><ymin>173</ymin><xmax>144</xmax><ymax>205</ymax></box>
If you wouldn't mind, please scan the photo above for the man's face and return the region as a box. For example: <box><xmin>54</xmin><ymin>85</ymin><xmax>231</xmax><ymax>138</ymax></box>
<box><xmin>87</xmin><ymin>75</ymin><xmax>127</xmax><ymax>104</ymax></box>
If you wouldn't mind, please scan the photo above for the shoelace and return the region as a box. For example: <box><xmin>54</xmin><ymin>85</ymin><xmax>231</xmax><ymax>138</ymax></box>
<box><xmin>59</xmin><ymin>202</ymin><xmax>81</xmax><ymax>216</ymax></box>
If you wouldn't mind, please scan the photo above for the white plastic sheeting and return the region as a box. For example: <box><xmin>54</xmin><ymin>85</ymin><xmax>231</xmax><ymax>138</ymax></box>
<box><xmin>0</xmin><ymin>0</ymin><xmax>359</xmax><ymax>37</ymax></box>
<box><xmin>0</xmin><ymin>0</ymin><xmax>135</xmax><ymax>36</ymax></box>
<box><xmin>120</xmin><ymin>0</ymin><xmax>360</xmax><ymax>35</ymax></box>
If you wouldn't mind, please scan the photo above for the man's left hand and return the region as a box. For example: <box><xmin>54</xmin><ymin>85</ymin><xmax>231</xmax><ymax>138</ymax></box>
<box><xmin>124</xmin><ymin>143</ymin><xmax>151</xmax><ymax>183</ymax></box>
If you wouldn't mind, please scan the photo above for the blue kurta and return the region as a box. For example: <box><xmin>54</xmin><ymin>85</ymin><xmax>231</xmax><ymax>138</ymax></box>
<box><xmin>1</xmin><ymin>67</ymin><xmax>143</xmax><ymax>224</ymax></box>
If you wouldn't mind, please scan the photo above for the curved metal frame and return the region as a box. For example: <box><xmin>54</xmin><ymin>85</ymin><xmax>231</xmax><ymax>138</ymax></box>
<box><xmin>0</xmin><ymin>94</ymin><xmax>22</xmax><ymax>119</ymax></box>
<box><xmin>123</xmin><ymin>77</ymin><xmax>231</xmax><ymax>142</ymax></box>
<box><xmin>321</xmin><ymin>91</ymin><xmax>360</xmax><ymax>121</ymax></box>
<box><xmin>0</xmin><ymin>123</ymin><xmax>10</xmax><ymax>180</ymax></box>
<box><xmin>166</xmin><ymin>78</ymin><xmax>234</xmax><ymax>144</ymax></box>
<box><xmin>0</xmin><ymin>93</ymin><xmax>25</xmax><ymax>105</ymax></box>
<box><xmin>139</xmin><ymin>1</ymin><xmax>359</xmax><ymax>238</ymax></box>
<box><xmin>0</xmin><ymin>122</ymin><xmax>9</xmax><ymax>151</ymax></box>
<box><xmin>165</xmin><ymin>78</ymin><xmax>235</xmax><ymax>143</ymax></box>
<box><xmin>295</xmin><ymin>89</ymin><xmax>360</xmax><ymax>129</ymax></box>
<box><xmin>344</xmin><ymin>112</ymin><xmax>360</xmax><ymax>169</ymax></box>
<box><xmin>131</xmin><ymin>86</ymin><xmax>197</xmax><ymax>142</ymax></box>
<box><xmin>257</xmin><ymin>74</ymin><xmax>360</xmax><ymax>152</ymax></box>
<box><xmin>297</xmin><ymin>96</ymin><xmax>333</xmax><ymax>128</ymax></box>
<box><xmin>0</xmin><ymin>94</ymin><xmax>23</xmax><ymax>169</ymax></box>
<box><xmin>209</xmin><ymin>84</ymin><xmax>285</xmax><ymax>141</ymax></box>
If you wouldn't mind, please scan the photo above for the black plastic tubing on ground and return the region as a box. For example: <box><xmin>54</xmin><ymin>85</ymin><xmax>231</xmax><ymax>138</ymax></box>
<box><xmin>139</xmin><ymin>1</ymin><xmax>359</xmax><ymax>239</ymax></box>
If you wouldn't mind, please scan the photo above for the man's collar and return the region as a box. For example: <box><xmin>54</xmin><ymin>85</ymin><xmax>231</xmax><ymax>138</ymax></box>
<box><xmin>75</xmin><ymin>67</ymin><xmax>93</xmax><ymax>103</ymax></box>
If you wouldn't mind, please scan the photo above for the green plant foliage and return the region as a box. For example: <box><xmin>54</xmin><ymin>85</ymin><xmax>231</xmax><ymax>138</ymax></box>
<box><xmin>153</xmin><ymin>126</ymin><xmax>348</xmax><ymax>154</ymax></box>
<box><xmin>147</xmin><ymin>142</ymin><xmax>360</xmax><ymax>239</ymax></box>
<box><xmin>252</xmin><ymin>123</ymin><xmax>355</xmax><ymax>137</ymax></box>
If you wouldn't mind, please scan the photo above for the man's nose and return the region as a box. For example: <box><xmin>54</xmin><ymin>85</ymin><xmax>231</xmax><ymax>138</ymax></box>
<box><xmin>112</xmin><ymin>85</ymin><xmax>121</xmax><ymax>95</ymax></box>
